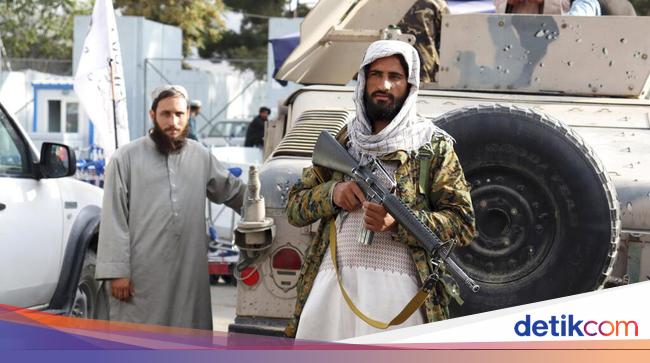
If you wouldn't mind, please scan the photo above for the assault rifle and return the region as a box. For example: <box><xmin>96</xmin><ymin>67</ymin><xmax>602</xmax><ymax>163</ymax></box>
<box><xmin>312</xmin><ymin>131</ymin><xmax>480</xmax><ymax>293</ymax></box>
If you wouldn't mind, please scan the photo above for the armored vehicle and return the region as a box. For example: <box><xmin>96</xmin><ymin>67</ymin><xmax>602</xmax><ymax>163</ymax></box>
<box><xmin>229</xmin><ymin>0</ymin><xmax>650</xmax><ymax>336</ymax></box>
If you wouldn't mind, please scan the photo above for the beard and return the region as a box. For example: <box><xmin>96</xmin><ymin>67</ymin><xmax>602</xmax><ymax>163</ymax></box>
<box><xmin>149</xmin><ymin>118</ymin><xmax>188</xmax><ymax>155</ymax></box>
<box><xmin>363</xmin><ymin>90</ymin><xmax>407</xmax><ymax>125</ymax></box>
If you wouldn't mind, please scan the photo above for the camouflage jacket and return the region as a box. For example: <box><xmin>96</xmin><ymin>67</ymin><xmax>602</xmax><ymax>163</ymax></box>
<box><xmin>397</xmin><ymin>0</ymin><xmax>449</xmax><ymax>83</ymax></box>
<box><xmin>284</xmin><ymin>132</ymin><xmax>477</xmax><ymax>338</ymax></box>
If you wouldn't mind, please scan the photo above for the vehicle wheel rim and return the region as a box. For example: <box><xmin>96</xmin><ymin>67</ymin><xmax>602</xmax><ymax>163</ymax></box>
<box><xmin>457</xmin><ymin>164</ymin><xmax>559</xmax><ymax>284</ymax></box>
<box><xmin>71</xmin><ymin>281</ymin><xmax>93</xmax><ymax>318</ymax></box>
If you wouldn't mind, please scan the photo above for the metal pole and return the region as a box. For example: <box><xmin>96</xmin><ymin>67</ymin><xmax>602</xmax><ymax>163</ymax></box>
<box><xmin>108</xmin><ymin>59</ymin><xmax>119</xmax><ymax>150</ymax></box>
<box><xmin>143</xmin><ymin>58</ymin><xmax>148</xmax><ymax>136</ymax></box>
<box><xmin>0</xmin><ymin>36</ymin><xmax>11</xmax><ymax>72</ymax></box>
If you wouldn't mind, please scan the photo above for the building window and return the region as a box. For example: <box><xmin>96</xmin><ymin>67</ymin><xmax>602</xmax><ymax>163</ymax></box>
<box><xmin>66</xmin><ymin>102</ymin><xmax>79</xmax><ymax>133</ymax></box>
<box><xmin>48</xmin><ymin>100</ymin><xmax>61</xmax><ymax>132</ymax></box>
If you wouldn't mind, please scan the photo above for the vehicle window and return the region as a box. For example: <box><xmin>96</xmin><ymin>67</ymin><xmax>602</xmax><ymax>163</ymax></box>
<box><xmin>0</xmin><ymin>109</ymin><xmax>30</xmax><ymax>177</ymax></box>
<box><xmin>48</xmin><ymin>100</ymin><xmax>61</xmax><ymax>132</ymax></box>
<box><xmin>233</xmin><ymin>123</ymin><xmax>248</xmax><ymax>137</ymax></box>
<box><xmin>208</xmin><ymin>122</ymin><xmax>250</xmax><ymax>138</ymax></box>
<box><xmin>209</xmin><ymin>123</ymin><xmax>227</xmax><ymax>137</ymax></box>
<box><xmin>224</xmin><ymin>123</ymin><xmax>234</xmax><ymax>137</ymax></box>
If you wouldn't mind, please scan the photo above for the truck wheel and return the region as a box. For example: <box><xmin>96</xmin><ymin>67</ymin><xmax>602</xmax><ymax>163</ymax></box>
<box><xmin>71</xmin><ymin>250</ymin><xmax>107</xmax><ymax>319</ymax></box>
<box><xmin>433</xmin><ymin>105</ymin><xmax>620</xmax><ymax>316</ymax></box>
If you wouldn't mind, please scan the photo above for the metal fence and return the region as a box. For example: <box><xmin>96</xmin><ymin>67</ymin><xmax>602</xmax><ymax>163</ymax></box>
<box><xmin>143</xmin><ymin>58</ymin><xmax>268</xmax><ymax>138</ymax></box>
<box><xmin>2</xmin><ymin>58</ymin><xmax>73</xmax><ymax>76</ymax></box>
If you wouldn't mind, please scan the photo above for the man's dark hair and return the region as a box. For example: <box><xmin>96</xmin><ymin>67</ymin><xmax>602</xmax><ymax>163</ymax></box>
<box><xmin>363</xmin><ymin>54</ymin><xmax>409</xmax><ymax>80</ymax></box>
<box><xmin>151</xmin><ymin>89</ymin><xmax>188</xmax><ymax>112</ymax></box>
<box><xmin>259</xmin><ymin>106</ymin><xmax>271</xmax><ymax>114</ymax></box>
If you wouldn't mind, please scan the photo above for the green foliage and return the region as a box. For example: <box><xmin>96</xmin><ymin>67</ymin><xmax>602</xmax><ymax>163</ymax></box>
<box><xmin>630</xmin><ymin>0</ymin><xmax>650</xmax><ymax>15</ymax></box>
<box><xmin>0</xmin><ymin>0</ymin><xmax>91</xmax><ymax>59</ymax></box>
<box><xmin>115</xmin><ymin>0</ymin><xmax>226</xmax><ymax>56</ymax></box>
<box><xmin>199</xmin><ymin>0</ymin><xmax>293</xmax><ymax>79</ymax></box>
<box><xmin>293</xmin><ymin>3</ymin><xmax>312</xmax><ymax>17</ymax></box>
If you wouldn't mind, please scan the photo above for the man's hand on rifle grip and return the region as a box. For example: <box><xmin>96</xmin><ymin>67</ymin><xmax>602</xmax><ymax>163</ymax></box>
<box><xmin>333</xmin><ymin>181</ymin><xmax>366</xmax><ymax>211</ymax></box>
<box><xmin>363</xmin><ymin>201</ymin><xmax>398</xmax><ymax>233</ymax></box>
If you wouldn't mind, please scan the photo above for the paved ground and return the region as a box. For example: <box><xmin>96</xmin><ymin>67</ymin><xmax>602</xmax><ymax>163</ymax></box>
<box><xmin>210</xmin><ymin>282</ymin><xmax>237</xmax><ymax>332</ymax></box>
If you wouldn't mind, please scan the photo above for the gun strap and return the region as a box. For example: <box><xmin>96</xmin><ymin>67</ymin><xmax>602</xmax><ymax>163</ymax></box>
<box><xmin>329</xmin><ymin>223</ymin><xmax>432</xmax><ymax>329</ymax></box>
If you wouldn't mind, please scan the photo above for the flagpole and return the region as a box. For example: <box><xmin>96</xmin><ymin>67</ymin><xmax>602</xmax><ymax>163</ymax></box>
<box><xmin>108</xmin><ymin>58</ymin><xmax>119</xmax><ymax>150</ymax></box>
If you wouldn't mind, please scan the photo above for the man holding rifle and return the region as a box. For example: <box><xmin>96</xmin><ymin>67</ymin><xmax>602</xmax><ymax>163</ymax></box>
<box><xmin>285</xmin><ymin>40</ymin><xmax>477</xmax><ymax>340</ymax></box>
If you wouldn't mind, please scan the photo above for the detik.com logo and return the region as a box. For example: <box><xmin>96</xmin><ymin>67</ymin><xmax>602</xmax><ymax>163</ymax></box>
<box><xmin>514</xmin><ymin>314</ymin><xmax>639</xmax><ymax>337</ymax></box>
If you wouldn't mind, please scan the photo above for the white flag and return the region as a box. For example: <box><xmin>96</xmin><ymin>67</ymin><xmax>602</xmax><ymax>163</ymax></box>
<box><xmin>73</xmin><ymin>0</ymin><xmax>129</xmax><ymax>159</ymax></box>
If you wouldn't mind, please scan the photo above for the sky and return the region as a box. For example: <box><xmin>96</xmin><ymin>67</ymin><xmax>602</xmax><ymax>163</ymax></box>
<box><xmin>290</xmin><ymin>0</ymin><xmax>320</xmax><ymax>9</ymax></box>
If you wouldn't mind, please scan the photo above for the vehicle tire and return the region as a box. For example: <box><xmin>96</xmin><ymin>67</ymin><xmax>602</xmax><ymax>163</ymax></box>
<box><xmin>70</xmin><ymin>250</ymin><xmax>108</xmax><ymax>320</ymax></box>
<box><xmin>433</xmin><ymin>105</ymin><xmax>620</xmax><ymax>316</ymax></box>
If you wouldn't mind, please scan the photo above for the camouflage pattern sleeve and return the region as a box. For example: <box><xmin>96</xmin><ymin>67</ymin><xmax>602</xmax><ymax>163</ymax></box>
<box><xmin>396</xmin><ymin>137</ymin><xmax>477</xmax><ymax>247</ymax></box>
<box><xmin>285</xmin><ymin>166</ymin><xmax>340</xmax><ymax>228</ymax></box>
<box><xmin>397</xmin><ymin>0</ymin><xmax>449</xmax><ymax>83</ymax></box>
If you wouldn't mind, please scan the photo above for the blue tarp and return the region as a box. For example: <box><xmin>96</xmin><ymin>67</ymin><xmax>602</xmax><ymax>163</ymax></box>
<box><xmin>269</xmin><ymin>33</ymin><xmax>300</xmax><ymax>86</ymax></box>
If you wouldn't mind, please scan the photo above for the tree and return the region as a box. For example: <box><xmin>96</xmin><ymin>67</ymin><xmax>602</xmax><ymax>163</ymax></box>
<box><xmin>199</xmin><ymin>0</ymin><xmax>285</xmax><ymax>78</ymax></box>
<box><xmin>199</xmin><ymin>0</ymin><xmax>311</xmax><ymax>79</ymax></box>
<box><xmin>0</xmin><ymin>0</ymin><xmax>91</xmax><ymax>60</ymax></box>
<box><xmin>630</xmin><ymin>0</ymin><xmax>650</xmax><ymax>15</ymax></box>
<box><xmin>114</xmin><ymin>0</ymin><xmax>226</xmax><ymax>56</ymax></box>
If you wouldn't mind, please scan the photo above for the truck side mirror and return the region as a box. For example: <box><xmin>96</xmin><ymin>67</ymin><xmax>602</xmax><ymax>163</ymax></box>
<box><xmin>39</xmin><ymin>143</ymin><xmax>76</xmax><ymax>179</ymax></box>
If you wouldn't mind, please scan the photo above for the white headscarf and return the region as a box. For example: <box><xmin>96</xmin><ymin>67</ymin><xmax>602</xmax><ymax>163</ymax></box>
<box><xmin>348</xmin><ymin>40</ymin><xmax>443</xmax><ymax>164</ymax></box>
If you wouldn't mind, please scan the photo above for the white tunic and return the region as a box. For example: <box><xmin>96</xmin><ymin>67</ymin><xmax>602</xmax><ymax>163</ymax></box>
<box><xmin>296</xmin><ymin>162</ymin><xmax>424</xmax><ymax>341</ymax></box>
<box><xmin>95</xmin><ymin>136</ymin><xmax>246</xmax><ymax>330</ymax></box>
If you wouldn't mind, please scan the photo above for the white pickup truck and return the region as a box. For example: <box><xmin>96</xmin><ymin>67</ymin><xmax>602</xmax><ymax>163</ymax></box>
<box><xmin>0</xmin><ymin>102</ymin><xmax>105</xmax><ymax>319</ymax></box>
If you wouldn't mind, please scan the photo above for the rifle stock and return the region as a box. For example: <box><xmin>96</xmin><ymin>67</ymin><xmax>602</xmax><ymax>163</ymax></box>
<box><xmin>312</xmin><ymin>131</ymin><xmax>358</xmax><ymax>177</ymax></box>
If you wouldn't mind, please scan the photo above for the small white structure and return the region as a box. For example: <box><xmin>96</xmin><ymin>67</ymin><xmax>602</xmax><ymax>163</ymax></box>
<box><xmin>0</xmin><ymin>71</ymin><xmax>93</xmax><ymax>152</ymax></box>
<box><xmin>30</xmin><ymin>79</ymin><xmax>91</xmax><ymax>151</ymax></box>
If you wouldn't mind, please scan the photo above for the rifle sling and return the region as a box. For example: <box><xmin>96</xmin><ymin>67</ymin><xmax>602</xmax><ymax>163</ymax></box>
<box><xmin>329</xmin><ymin>222</ymin><xmax>433</xmax><ymax>329</ymax></box>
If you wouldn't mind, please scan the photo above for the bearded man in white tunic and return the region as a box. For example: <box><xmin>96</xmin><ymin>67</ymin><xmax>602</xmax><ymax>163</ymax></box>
<box><xmin>285</xmin><ymin>41</ymin><xmax>476</xmax><ymax>341</ymax></box>
<box><xmin>96</xmin><ymin>85</ymin><xmax>246</xmax><ymax>330</ymax></box>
